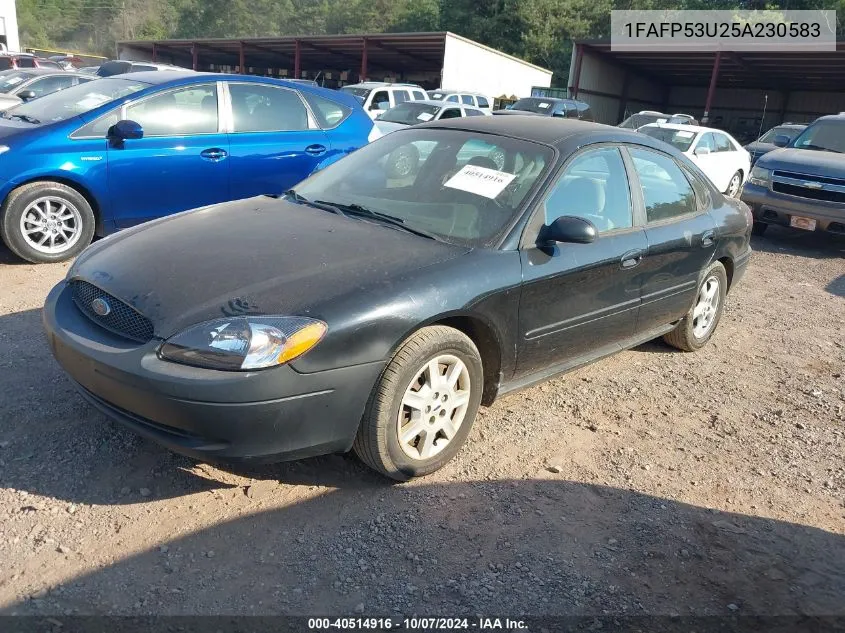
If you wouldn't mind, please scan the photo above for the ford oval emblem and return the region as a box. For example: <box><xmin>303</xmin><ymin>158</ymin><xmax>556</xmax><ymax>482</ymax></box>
<box><xmin>91</xmin><ymin>297</ymin><xmax>111</xmax><ymax>317</ymax></box>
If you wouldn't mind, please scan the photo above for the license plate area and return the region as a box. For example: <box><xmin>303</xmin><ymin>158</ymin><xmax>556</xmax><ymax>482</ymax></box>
<box><xmin>789</xmin><ymin>215</ymin><xmax>817</xmax><ymax>231</ymax></box>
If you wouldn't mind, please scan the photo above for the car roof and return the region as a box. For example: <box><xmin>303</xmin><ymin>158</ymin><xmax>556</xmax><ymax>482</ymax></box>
<box><xmin>2</xmin><ymin>67</ymin><xmax>89</xmax><ymax>76</ymax></box>
<box><xmin>417</xmin><ymin>115</ymin><xmax>639</xmax><ymax>147</ymax></box>
<box><xmin>642</xmin><ymin>122</ymin><xmax>719</xmax><ymax>134</ymax></box>
<box><xmin>402</xmin><ymin>99</ymin><xmax>468</xmax><ymax>108</ymax></box>
<box><xmin>430</xmin><ymin>89</ymin><xmax>487</xmax><ymax>95</ymax></box>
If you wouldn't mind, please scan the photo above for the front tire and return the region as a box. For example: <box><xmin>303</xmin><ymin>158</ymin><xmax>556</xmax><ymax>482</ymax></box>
<box><xmin>353</xmin><ymin>326</ymin><xmax>483</xmax><ymax>481</ymax></box>
<box><xmin>663</xmin><ymin>261</ymin><xmax>728</xmax><ymax>352</ymax></box>
<box><xmin>1</xmin><ymin>182</ymin><xmax>95</xmax><ymax>263</ymax></box>
<box><xmin>751</xmin><ymin>221</ymin><xmax>768</xmax><ymax>236</ymax></box>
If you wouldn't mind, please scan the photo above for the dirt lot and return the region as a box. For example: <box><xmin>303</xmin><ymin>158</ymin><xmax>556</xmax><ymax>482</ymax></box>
<box><xmin>0</xmin><ymin>227</ymin><xmax>843</xmax><ymax>619</ymax></box>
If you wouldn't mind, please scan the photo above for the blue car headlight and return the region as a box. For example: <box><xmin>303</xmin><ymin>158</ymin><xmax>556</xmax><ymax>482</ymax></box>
<box><xmin>159</xmin><ymin>316</ymin><xmax>327</xmax><ymax>371</ymax></box>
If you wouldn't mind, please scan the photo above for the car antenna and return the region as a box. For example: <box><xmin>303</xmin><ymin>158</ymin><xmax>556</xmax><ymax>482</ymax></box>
<box><xmin>757</xmin><ymin>94</ymin><xmax>768</xmax><ymax>141</ymax></box>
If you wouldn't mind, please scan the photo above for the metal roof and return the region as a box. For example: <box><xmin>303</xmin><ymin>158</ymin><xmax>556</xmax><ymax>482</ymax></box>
<box><xmin>577</xmin><ymin>40</ymin><xmax>845</xmax><ymax>91</ymax></box>
<box><xmin>118</xmin><ymin>32</ymin><xmax>452</xmax><ymax>73</ymax></box>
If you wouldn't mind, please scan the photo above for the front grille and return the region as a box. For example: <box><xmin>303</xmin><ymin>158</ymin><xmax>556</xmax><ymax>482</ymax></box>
<box><xmin>70</xmin><ymin>280</ymin><xmax>154</xmax><ymax>343</ymax></box>
<box><xmin>772</xmin><ymin>170</ymin><xmax>845</xmax><ymax>203</ymax></box>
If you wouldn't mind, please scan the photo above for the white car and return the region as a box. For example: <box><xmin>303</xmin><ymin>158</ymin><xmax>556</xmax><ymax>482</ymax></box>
<box><xmin>638</xmin><ymin>123</ymin><xmax>751</xmax><ymax>197</ymax></box>
<box><xmin>426</xmin><ymin>89</ymin><xmax>493</xmax><ymax>113</ymax></box>
<box><xmin>375</xmin><ymin>99</ymin><xmax>489</xmax><ymax>135</ymax></box>
<box><xmin>339</xmin><ymin>82</ymin><xmax>427</xmax><ymax>120</ymax></box>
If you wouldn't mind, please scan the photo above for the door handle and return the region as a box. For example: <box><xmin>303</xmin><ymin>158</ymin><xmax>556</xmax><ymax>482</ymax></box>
<box><xmin>305</xmin><ymin>144</ymin><xmax>327</xmax><ymax>156</ymax></box>
<box><xmin>621</xmin><ymin>249</ymin><xmax>645</xmax><ymax>269</ymax></box>
<box><xmin>701</xmin><ymin>230</ymin><xmax>715</xmax><ymax>247</ymax></box>
<box><xmin>200</xmin><ymin>148</ymin><xmax>228</xmax><ymax>161</ymax></box>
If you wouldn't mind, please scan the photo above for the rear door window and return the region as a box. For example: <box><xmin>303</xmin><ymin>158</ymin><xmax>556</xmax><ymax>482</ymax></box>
<box><xmin>477</xmin><ymin>96</ymin><xmax>490</xmax><ymax>108</ymax></box>
<box><xmin>714</xmin><ymin>133</ymin><xmax>733</xmax><ymax>152</ymax></box>
<box><xmin>393</xmin><ymin>89</ymin><xmax>410</xmax><ymax>105</ymax></box>
<box><xmin>446</xmin><ymin>95</ymin><xmax>459</xmax><ymax>103</ymax></box>
<box><xmin>460</xmin><ymin>95</ymin><xmax>474</xmax><ymax>105</ymax></box>
<box><xmin>411</xmin><ymin>90</ymin><xmax>426</xmax><ymax>100</ymax></box>
<box><xmin>629</xmin><ymin>147</ymin><xmax>698</xmax><ymax>222</ymax></box>
<box><xmin>229</xmin><ymin>83</ymin><xmax>308</xmax><ymax>132</ymax></box>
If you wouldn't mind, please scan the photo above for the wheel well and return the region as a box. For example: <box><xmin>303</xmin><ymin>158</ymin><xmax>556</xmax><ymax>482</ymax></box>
<box><xmin>433</xmin><ymin>315</ymin><xmax>502</xmax><ymax>406</ymax></box>
<box><xmin>718</xmin><ymin>256</ymin><xmax>734</xmax><ymax>290</ymax></box>
<box><xmin>12</xmin><ymin>177</ymin><xmax>103</xmax><ymax>235</ymax></box>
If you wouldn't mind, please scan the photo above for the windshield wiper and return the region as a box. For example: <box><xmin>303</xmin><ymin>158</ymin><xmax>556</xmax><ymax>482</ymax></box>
<box><xmin>5</xmin><ymin>113</ymin><xmax>40</xmax><ymax>124</ymax></box>
<box><xmin>314</xmin><ymin>201</ymin><xmax>442</xmax><ymax>241</ymax></box>
<box><xmin>278</xmin><ymin>189</ymin><xmax>348</xmax><ymax>216</ymax></box>
<box><xmin>801</xmin><ymin>143</ymin><xmax>842</xmax><ymax>153</ymax></box>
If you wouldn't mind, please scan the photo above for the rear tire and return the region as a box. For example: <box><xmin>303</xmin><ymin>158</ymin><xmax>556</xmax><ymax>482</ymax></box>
<box><xmin>664</xmin><ymin>261</ymin><xmax>728</xmax><ymax>352</ymax></box>
<box><xmin>353</xmin><ymin>326</ymin><xmax>483</xmax><ymax>481</ymax></box>
<box><xmin>751</xmin><ymin>221</ymin><xmax>768</xmax><ymax>236</ymax></box>
<box><xmin>1</xmin><ymin>182</ymin><xmax>95</xmax><ymax>263</ymax></box>
<box><xmin>725</xmin><ymin>170</ymin><xmax>743</xmax><ymax>198</ymax></box>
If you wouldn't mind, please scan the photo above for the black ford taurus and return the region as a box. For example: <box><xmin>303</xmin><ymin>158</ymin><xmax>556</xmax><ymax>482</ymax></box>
<box><xmin>43</xmin><ymin>117</ymin><xmax>753</xmax><ymax>480</ymax></box>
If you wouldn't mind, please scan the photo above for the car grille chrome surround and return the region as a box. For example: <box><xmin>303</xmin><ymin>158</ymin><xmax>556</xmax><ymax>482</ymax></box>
<box><xmin>70</xmin><ymin>280</ymin><xmax>154</xmax><ymax>343</ymax></box>
<box><xmin>771</xmin><ymin>170</ymin><xmax>845</xmax><ymax>204</ymax></box>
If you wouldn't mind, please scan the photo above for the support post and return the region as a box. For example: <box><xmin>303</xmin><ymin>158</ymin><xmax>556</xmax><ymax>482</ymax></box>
<box><xmin>239</xmin><ymin>41</ymin><xmax>245</xmax><ymax>74</ymax></box>
<box><xmin>151</xmin><ymin>42</ymin><xmax>157</xmax><ymax>62</ymax></box>
<box><xmin>570</xmin><ymin>43</ymin><xmax>583</xmax><ymax>99</ymax></box>
<box><xmin>779</xmin><ymin>90</ymin><xmax>791</xmax><ymax>122</ymax></box>
<box><xmin>360</xmin><ymin>37</ymin><xmax>368</xmax><ymax>82</ymax></box>
<box><xmin>617</xmin><ymin>70</ymin><xmax>630</xmax><ymax>124</ymax></box>
<box><xmin>294</xmin><ymin>39</ymin><xmax>301</xmax><ymax>79</ymax></box>
<box><xmin>702</xmin><ymin>50</ymin><xmax>721</xmax><ymax>124</ymax></box>
<box><xmin>191</xmin><ymin>42</ymin><xmax>198</xmax><ymax>71</ymax></box>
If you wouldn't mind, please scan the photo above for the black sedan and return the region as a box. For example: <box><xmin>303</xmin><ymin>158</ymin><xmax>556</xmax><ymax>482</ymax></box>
<box><xmin>43</xmin><ymin>117</ymin><xmax>753</xmax><ymax>480</ymax></box>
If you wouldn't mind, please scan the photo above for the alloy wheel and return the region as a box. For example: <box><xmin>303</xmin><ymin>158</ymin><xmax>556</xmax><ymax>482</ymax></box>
<box><xmin>19</xmin><ymin>196</ymin><xmax>83</xmax><ymax>255</ymax></box>
<box><xmin>692</xmin><ymin>275</ymin><xmax>720</xmax><ymax>338</ymax></box>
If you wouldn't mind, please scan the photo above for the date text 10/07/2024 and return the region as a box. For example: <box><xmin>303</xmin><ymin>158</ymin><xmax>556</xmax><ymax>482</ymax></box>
<box><xmin>308</xmin><ymin>617</ymin><xmax>528</xmax><ymax>630</ymax></box>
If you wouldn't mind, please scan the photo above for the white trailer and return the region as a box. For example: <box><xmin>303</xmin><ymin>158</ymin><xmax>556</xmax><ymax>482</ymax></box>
<box><xmin>0</xmin><ymin>0</ymin><xmax>20</xmax><ymax>52</ymax></box>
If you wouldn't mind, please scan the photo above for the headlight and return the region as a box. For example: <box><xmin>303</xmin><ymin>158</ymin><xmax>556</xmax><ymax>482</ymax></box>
<box><xmin>0</xmin><ymin>145</ymin><xmax>9</xmax><ymax>155</ymax></box>
<box><xmin>749</xmin><ymin>165</ymin><xmax>771</xmax><ymax>187</ymax></box>
<box><xmin>159</xmin><ymin>316</ymin><xmax>327</xmax><ymax>371</ymax></box>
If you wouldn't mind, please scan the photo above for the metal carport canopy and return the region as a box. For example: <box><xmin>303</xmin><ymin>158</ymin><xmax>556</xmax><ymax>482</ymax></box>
<box><xmin>117</xmin><ymin>32</ymin><xmax>450</xmax><ymax>78</ymax></box>
<box><xmin>573</xmin><ymin>39</ymin><xmax>845</xmax><ymax>92</ymax></box>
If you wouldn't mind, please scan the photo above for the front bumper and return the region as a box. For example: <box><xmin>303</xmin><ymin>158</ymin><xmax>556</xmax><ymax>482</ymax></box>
<box><xmin>42</xmin><ymin>281</ymin><xmax>385</xmax><ymax>463</ymax></box>
<box><xmin>741</xmin><ymin>182</ymin><xmax>845</xmax><ymax>234</ymax></box>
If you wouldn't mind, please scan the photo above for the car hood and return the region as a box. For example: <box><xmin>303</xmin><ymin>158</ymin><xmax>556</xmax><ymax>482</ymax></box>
<box><xmin>0</xmin><ymin>117</ymin><xmax>41</xmax><ymax>139</ymax></box>
<box><xmin>375</xmin><ymin>120</ymin><xmax>408</xmax><ymax>135</ymax></box>
<box><xmin>68</xmin><ymin>196</ymin><xmax>470</xmax><ymax>337</ymax></box>
<box><xmin>493</xmin><ymin>110</ymin><xmax>543</xmax><ymax>116</ymax></box>
<box><xmin>0</xmin><ymin>95</ymin><xmax>22</xmax><ymax>111</ymax></box>
<box><xmin>756</xmin><ymin>147</ymin><xmax>845</xmax><ymax>177</ymax></box>
<box><xmin>745</xmin><ymin>141</ymin><xmax>776</xmax><ymax>155</ymax></box>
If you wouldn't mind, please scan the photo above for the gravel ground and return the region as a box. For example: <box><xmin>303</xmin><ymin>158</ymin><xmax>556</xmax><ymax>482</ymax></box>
<box><xmin>0</xmin><ymin>226</ymin><xmax>843</xmax><ymax>618</ymax></box>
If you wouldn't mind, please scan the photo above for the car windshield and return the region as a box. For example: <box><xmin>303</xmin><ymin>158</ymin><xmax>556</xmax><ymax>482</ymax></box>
<box><xmin>0</xmin><ymin>70</ymin><xmax>34</xmax><ymax>93</ymax></box>
<box><xmin>1</xmin><ymin>77</ymin><xmax>148</xmax><ymax>124</ymax></box>
<box><xmin>639</xmin><ymin>126</ymin><xmax>697</xmax><ymax>152</ymax></box>
<box><xmin>380</xmin><ymin>102</ymin><xmax>441</xmax><ymax>125</ymax></box>
<box><xmin>619</xmin><ymin>113</ymin><xmax>667</xmax><ymax>129</ymax></box>
<box><xmin>759</xmin><ymin>126</ymin><xmax>803</xmax><ymax>144</ymax></box>
<box><xmin>293</xmin><ymin>128</ymin><xmax>554</xmax><ymax>247</ymax></box>
<box><xmin>510</xmin><ymin>97</ymin><xmax>558</xmax><ymax>114</ymax></box>
<box><xmin>792</xmin><ymin>120</ymin><xmax>845</xmax><ymax>153</ymax></box>
<box><xmin>340</xmin><ymin>86</ymin><xmax>370</xmax><ymax>101</ymax></box>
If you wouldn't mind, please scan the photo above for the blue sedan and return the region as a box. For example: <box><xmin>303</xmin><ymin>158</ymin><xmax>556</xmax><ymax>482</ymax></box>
<box><xmin>0</xmin><ymin>72</ymin><xmax>377</xmax><ymax>263</ymax></box>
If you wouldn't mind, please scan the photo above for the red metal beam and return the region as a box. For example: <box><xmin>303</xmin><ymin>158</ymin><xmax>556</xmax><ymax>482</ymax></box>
<box><xmin>702</xmin><ymin>51</ymin><xmax>722</xmax><ymax>124</ymax></box>
<box><xmin>294</xmin><ymin>39</ymin><xmax>301</xmax><ymax>78</ymax></box>
<box><xmin>361</xmin><ymin>37</ymin><xmax>368</xmax><ymax>82</ymax></box>
<box><xmin>570</xmin><ymin>43</ymin><xmax>583</xmax><ymax>99</ymax></box>
<box><xmin>239</xmin><ymin>41</ymin><xmax>245</xmax><ymax>74</ymax></box>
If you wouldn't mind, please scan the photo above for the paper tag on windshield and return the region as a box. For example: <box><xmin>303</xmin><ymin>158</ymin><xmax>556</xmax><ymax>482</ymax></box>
<box><xmin>5</xmin><ymin>77</ymin><xmax>24</xmax><ymax>86</ymax></box>
<box><xmin>417</xmin><ymin>112</ymin><xmax>434</xmax><ymax>121</ymax></box>
<box><xmin>444</xmin><ymin>164</ymin><xmax>516</xmax><ymax>199</ymax></box>
<box><xmin>538</xmin><ymin>102</ymin><xmax>550</xmax><ymax>109</ymax></box>
<box><xmin>657</xmin><ymin>118</ymin><xmax>668</xmax><ymax>123</ymax></box>
<box><xmin>676</xmin><ymin>130</ymin><xmax>695</xmax><ymax>138</ymax></box>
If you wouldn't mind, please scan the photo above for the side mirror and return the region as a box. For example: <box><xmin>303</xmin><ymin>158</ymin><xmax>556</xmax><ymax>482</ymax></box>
<box><xmin>539</xmin><ymin>215</ymin><xmax>598</xmax><ymax>246</ymax></box>
<box><xmin>694</xmin><ymin>146</ymin><xmax>711</xmax><ymax>156</ymax></box>
<box><xmin>107</xmin><ymin>119</ymin><xmax>144</xmax><ymax>141</ymax></box>
<box><xmin>772</xmin><ymin>134</ymin><xmax>790</xmax><ymax>148</ymax></box>
<box><xmin>17</xmin><ymin>90</ymin><xmax>37</xmax><ymax>102</ymax></box>
<box><xmin>552</xmin><ymin>110</ymin><xmax>566</xmax><ymax>118</ymax></box>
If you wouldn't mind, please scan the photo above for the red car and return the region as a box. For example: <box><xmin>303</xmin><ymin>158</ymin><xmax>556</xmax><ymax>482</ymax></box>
<box><xmin>0</xmin><ymin>53</ymin><xmax>62</xmax><ymax>71</ymax></box>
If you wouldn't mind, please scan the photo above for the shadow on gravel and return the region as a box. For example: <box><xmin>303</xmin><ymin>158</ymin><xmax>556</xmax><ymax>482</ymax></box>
<box><xmin>826</xmin><ymin>274</ymin><xmax>845</xmax><ymax>298</ymax></box>
<box><xmin>751</xmin><ymin>227</ymin><xmax>845</xmax><ymax>260</ymax></box>
<box><xmin>3</xmin><ymin>478</ymin><xmax>845</xmax><ymax>617</ymax></box>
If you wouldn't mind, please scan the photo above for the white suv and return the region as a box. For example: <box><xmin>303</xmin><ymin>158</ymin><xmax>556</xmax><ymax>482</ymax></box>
<box><xmin>426</xmin><ymin>90</ymin><xmax>493</xmax><ymax>113</ymax></box>
<box><xmin>340</xmin><ymin>82</ymin><xmax>428</xmax><ymax>120</ymax></box>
